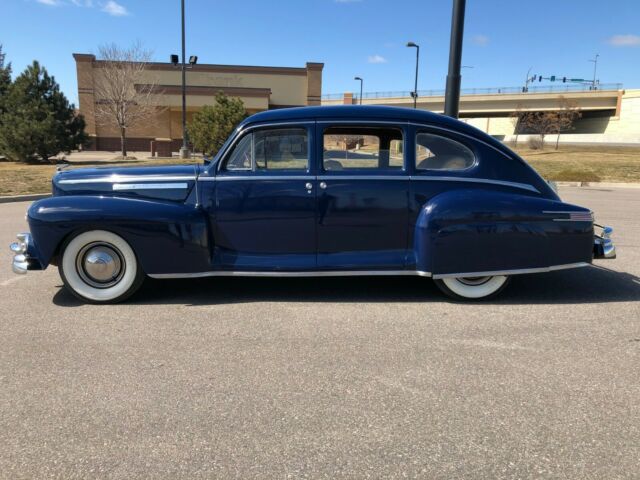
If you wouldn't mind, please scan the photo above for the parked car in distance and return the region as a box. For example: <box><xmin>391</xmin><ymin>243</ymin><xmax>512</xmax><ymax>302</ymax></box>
<box><xmin>10</xmin><ymin>106</ymin><xmax>616</xmax><ymax>303</ymax></box>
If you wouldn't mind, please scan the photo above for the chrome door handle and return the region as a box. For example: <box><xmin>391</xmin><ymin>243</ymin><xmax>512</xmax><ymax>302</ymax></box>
<box><xmin>319</xmin><ymin>181</ymin><xmax>327</xmax><ymax>189</ymax></box>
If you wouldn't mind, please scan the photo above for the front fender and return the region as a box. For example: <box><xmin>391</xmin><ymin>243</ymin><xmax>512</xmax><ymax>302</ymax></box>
<box><xmin>27</xmin><ymin>195</ymin><xmax>210</xmax><ymax>274</ymax></box>
<box><xmin>412</xmin><ymin>189</ymin><xmax>593</xmax><ymax>275</ymax></box>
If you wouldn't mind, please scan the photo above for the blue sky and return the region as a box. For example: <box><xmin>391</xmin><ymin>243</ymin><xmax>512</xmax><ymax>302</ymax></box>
<box><xmin>2</xmin><ymin>0</ymin><xmax>639</xmax><ymax>105</ymax></box>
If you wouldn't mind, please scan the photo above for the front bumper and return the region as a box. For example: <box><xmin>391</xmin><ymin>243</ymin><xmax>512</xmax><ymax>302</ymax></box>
<box><xmin>593</xmin><ymin>224</ymin><xmax>616</xmax><ymax>259</ymax></box>
<box><xmin>10</xmin><ymin>233</ymin><xmax>40</xmax><ymax>274</ymax></box>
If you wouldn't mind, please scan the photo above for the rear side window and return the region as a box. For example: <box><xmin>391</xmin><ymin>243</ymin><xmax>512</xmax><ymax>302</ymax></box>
<box><xmin>323</xmin><ymin>127</ymin><xmax>403</xmax><ymax>171</ymax></box>
<box><xmin>415</xmin><ymin>133</ymin><xmax>475</xmax><ymax>171</ymax></box>
<box><xmin>224</xmin><ymin>128</ymin><xmax>308</xmax><ymax>172</ymax></box>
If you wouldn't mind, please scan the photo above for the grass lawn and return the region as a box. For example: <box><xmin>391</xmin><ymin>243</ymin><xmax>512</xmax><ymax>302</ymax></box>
<box><xmin>514</xmin><ymin>145</ymin><xmax>640</xmax><ymax>183</ymax></box>
<box><xmin>1</xmin><ymin>146</ymin><xmax>639</xmax><ymax>196</ymax></box>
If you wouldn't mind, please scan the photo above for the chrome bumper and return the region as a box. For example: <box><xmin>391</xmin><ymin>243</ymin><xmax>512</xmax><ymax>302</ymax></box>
<box><xmin>593</xmin><ymin>224</ymin><xmax>616</xmax><ymax>259</ymax></box>
<box><xmin>10</xmin><ymin>233</ymin><xmax>31</xmax><ymax>274</ymax></box>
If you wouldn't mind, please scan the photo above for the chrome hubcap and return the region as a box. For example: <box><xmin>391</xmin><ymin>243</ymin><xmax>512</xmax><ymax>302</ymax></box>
<box><xmin>76</xmin><ymin>242</ymin><xmax>125</xmax><ymax>288</ymax></box>
<box><xmin>457</xmin><ymin>276</ymin><xmax>492</xmax><ymax>286</ymax></box>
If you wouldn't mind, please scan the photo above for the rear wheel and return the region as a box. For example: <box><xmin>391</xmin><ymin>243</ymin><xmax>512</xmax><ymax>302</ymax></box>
<box><xmin>59</xmin><ymin>230</ymin><xmax>145</xmax><ymax>304</ymax></box>
<box><xmin>434</xmin><ymin>275</ymin><xmax>510</xmax><ymax>300</ymax></box>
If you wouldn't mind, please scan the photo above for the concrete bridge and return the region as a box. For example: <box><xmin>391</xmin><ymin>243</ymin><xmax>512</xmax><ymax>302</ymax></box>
<box><xmin>321</xmin><ymin>85</ymin><xmax>639</xmax><ymax>145</ymax></box>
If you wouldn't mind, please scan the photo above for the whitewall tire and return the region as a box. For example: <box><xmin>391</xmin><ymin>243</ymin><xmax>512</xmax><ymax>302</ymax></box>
<box><xmin>434</xmin><ymin>275</ymin><xmax>510</xmax><ymax>300</ymax></box>
<box><xmin>59</xmin><ymin>230</ymin><xmax>145</xmax><ymax>304</ymax></box>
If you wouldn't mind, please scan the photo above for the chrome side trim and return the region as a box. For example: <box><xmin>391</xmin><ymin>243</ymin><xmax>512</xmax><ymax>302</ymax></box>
<box><xmin>58</xmin><ymin>175</ymin><xmax>195</xmax><ymax>185</ymax></box>
<box><xmin>149</xmin><ymin>270</ymin><xmax>432</xmax><ymax>279</ymax></box>
<box><xmin>112</xmin><ymin>182</ymin><xmax>189</xmax><ymax>190</ymax></box>
<box><xmin>432</xmin><ymin>262</ymin><xmax>590</xmax><ymax>279</ymax></box>
<box><xmin>410</xmin><ymin>175</ymin><xmax>539</xmax><ymax>193</ymax></box>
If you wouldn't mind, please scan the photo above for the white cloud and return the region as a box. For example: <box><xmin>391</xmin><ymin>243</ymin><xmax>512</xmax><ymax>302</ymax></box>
<box><xmin>471</xmin><ymin>34</ymin><xmax>489</xmax><ymax>46</ymax></box>
<box><xmin>367</xmin><ymin>54</ymin><xmax>387</xmax><ymax>64</ymax></box>
<box><xmin>607</xmin><ymin>34</ymin><xmax>640</xmax><ymax>47</ymax></box>
<box><xmin>36</xmin><ymin>0</ymin><xmax>62</xmax><ymax>5</ymax></box>
<box><xmin>101</xmin><ymin>0</ymin><xmax>128</xmax><ymax>16</ymax></box>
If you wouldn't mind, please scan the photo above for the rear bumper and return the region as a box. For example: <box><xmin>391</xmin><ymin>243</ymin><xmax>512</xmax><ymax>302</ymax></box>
<box><xmin>593</xmin><ymin>224</ymin><xmax>616</xmax><ymax>259</ymax></box>
<box><xmin>9</xmin><ymin>233</ymin><xmax>43</xmax><ymax>274</ymax></box>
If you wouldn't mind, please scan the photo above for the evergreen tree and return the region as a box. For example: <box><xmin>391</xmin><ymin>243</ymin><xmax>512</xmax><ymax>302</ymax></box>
<box><xmin>0</xmin><ymin>44</ymin><xmax>11</xmax><ymax>99</ymax></box>
<box><xmin>188</xmin><ymin>93</ymin><xmax>247</xmax><ymax>156</ymax></box>
<box><xmin>0</xmin><ymin>61</ymin><xmax>87</xmax><ymax>162</ymax></box>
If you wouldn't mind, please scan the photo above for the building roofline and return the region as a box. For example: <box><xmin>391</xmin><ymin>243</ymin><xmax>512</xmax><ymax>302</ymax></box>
<box><xmin>72</xmin><ymin>53</ymin><xmax>323</xmax><ymax>76</ymax></box>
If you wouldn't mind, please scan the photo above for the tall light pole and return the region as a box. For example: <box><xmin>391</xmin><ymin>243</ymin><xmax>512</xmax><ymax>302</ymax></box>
<box><xmin>354</xmin><ymin>77</ymin><xmax>363</xmax><ymax>105</ymax></box>
<box><xmin>179</xmin><ymin>0</ymin><xmax>189</xmax><ymax>159</ymax></box>
<box><xmin>589</xmin><ymin>53</ymin><xmax>600</xmax><ymax>90</ymax></box>
<box><xmin>444</xmin><ymin>0</ymin><xmax>466</xmax><ymax>118</ymax></box>
<box><xmin>406</xmin><ymin>42</ymin><xmax>419</xmax><ymax>109</ymax></box>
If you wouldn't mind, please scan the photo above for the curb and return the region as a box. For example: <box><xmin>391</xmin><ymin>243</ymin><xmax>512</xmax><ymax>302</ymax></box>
<box><xmin>0</xmin><ymin>193</ymin><xmax>51</xmax><ymax>204</ymax></box>
<box><xmin>555</xmin><ymin>181</ymin><xmax>640</xmax><ymax>189</ymax></box>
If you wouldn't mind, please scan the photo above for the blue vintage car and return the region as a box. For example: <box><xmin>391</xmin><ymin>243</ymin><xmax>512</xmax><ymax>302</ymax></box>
<box><xmin>10</xmin><ymin>106</ymin><xmax>615</xmax><ymax>303</ymax></box>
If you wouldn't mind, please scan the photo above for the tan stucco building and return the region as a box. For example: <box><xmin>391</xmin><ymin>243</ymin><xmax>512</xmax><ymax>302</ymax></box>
<box><xmin>74</xmin><ymin>53</ymin><xmax>323</xmax><ymax>151</ymax></box>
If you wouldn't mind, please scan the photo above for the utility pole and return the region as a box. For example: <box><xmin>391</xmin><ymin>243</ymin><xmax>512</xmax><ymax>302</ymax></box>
<box><xmin>443</xmin><ymin>0</ymin><xmax>466</xmax><ymax>118</ymax></box>
<box><xmin>354</xmin><ymin>77</ymin><xmax>363</xmax><ymax>105</ymax></box>
<box><xmin>589</xmin><ymin>53</ymin><xmax>599</xmax><ymax>90</ymax></box>
<box><xmin>179</xmin><ymin>0</ymin><xmax>189</xmax><ymax>159</ymax></box>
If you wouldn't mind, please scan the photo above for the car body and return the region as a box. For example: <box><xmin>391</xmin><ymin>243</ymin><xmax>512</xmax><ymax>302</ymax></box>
<box><xmin>10</xmin><ymin>106</ymin><xmax>616</xmax><ymax>303</ymax></box>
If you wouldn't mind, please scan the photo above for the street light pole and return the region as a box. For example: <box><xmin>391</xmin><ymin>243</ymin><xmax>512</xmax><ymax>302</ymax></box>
<box><xmin>444</xmin><ymin>0</ymin><xmax>466</xmax><ymax>118</ymax></box>
<box><xmin>354</xmin><ymin>77</ymin><xmax>363</xmax><ymax>105</ymax></box>
<box><xmin>179</xmin><ymin>0</ymin><xmax>189</xmax><ymax>159</ymax></box>
<box><xmin>589</xmin><ymin>53</ymin><xmax>599</xmax><ymax>90</ymax></box>
<box><xmin>406</xmin><ymin>42</ymin><xmax>419</xmax><ymax>109</ymax></box>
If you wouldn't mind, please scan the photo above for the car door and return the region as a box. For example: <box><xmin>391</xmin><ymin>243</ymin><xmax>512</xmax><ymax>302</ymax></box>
<box><xmin>315</xmin><ymin>122</ymin><xmax>410</xmax><ymax>270</ymax></box>
<box><xmin>211</xmin><ymin>124</ymin><xmax>317</xmax><ymax>271</ymax></box>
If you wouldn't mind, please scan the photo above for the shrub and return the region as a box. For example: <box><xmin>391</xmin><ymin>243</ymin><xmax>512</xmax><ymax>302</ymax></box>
<box><xmin>527</xmin><ymin>135</ymin><xmax>544</xmax><ymax>150</ymax></box>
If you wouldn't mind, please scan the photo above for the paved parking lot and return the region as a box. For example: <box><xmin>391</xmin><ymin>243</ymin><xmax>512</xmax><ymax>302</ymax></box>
<box><xmin>1</xmin><ymin>187</ymin><xmax>639</xmax><ymax>479</ymax></box>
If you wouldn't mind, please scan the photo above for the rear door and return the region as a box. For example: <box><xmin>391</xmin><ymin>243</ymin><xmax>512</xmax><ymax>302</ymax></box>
<box><xmin>315</xmin><ymin>122</ymin><xmax>410</xmax><ymax>270</ymax></box>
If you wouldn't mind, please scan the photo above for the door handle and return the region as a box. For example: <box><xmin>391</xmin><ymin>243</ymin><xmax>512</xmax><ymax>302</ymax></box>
<box><xmin>319</xmin><ymin>182</ymin><xmax>327</xmax><ymax>190</ymax></box>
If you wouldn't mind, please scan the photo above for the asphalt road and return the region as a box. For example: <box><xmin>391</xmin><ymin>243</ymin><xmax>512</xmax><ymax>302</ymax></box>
<box><xmin>1</xmin><ymin>187</ymin><xmax>639</xmax><ymax>479</ymax></box>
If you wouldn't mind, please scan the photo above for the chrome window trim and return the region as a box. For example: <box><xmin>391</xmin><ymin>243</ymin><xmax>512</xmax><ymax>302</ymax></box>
<box><xmin>214</xmin><ymin>122</ymin><xmax>313</xmax><ymax>174</ymax></box>
<box><xmin>432</xmin><ymin>262</ymin><xmax>589</xmax><ymax>279</ymax></box>
<box><xmin>214</xmin><ymin>175</ymin><xmax>316</xmax><ymax>182</ymax></box>
<box><xmin>112</xmin><ymin>183</ymin><xmax>189</xmax><ymax>191</ymax></box>
<box><xmin>414</xmin><ymin>131</ymin><xmax>478</xmax><ymax>173</ymax></box>
<box><xmin>408</xmin><ymin>122</ymin><xmax>512</xmax><ymax>158</ymax></box>
<box><xmin>149</xmin><ymin>270</ymin><xmax>431</xmax><ymax>279</ymax></box>
<box><xmin>58</xmin><ymin>175</ymin><xmax>195</xmax><ymax>185</ymax></box>
<box><xmin>317</xmin><ymin>175</ymin><xmax>408</xmax><ymax>181</ymax></box>
<box><xmin>409</xmin><ymin>175</ymin><xmax>539</xmax><ymax>193</ymax></box>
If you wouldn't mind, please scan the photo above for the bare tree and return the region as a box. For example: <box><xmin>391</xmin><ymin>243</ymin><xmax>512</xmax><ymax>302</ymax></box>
<box><xmin>509</xmin><ymin>104</ymin><xmax>527</xmax><ymax>147</ymax></box>
<box><xmin>554</xmin><ymin>96</ymin><xmax>582</xmax><ymax>150</ymax></box>
<box><xmin>519</xmin><ymin>111</ymin><xmax>560</xmax><ymax>150</ymax></box>
<box><xmin>93</xmin><ymin>42</ymin><xmax>161</xmax><ymax>157</ymax></box>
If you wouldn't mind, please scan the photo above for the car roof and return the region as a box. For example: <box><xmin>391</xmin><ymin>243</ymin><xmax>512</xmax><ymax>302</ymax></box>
<box><xmin>242</xmin><ymin>105</ymin><xmax>459</xmax><ymax>128</ymax></box>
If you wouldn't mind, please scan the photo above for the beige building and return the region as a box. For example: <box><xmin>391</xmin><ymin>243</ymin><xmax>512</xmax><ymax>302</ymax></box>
<box><xmin>74</xmin><ymin>53</ymin><xmax>323</xmax><ymax>151</ymax></box>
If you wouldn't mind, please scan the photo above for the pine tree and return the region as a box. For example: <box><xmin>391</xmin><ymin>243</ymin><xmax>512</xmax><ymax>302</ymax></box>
<box><xmin>0</xmin><ymin>44</ymin><xmax>11</xmax><ymax>99</ymax></box>
<box><xmin>188</xmin><ymin>93</ymin><xmax>247</xmax><ymax>156</ymax></box>
<box><xmin>0</xmin><ymin>61</ymin><xmax>87</xmax><ymax>162</ymax></box>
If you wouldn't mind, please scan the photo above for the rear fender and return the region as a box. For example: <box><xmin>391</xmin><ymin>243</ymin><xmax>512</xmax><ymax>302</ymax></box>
<box><xmin>412</xmin><ymin>189</ymin><xmax>593</xmax><ymax>275</ymax></box>
<box><xmin>27</xmin><ymin>195</ymin><xmax>210</xmax><ymax>274</ymax></box>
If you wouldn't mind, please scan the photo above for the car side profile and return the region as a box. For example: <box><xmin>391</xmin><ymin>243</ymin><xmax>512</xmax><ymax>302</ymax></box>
<box><xmin>10</xmin><ymin>106</ymin><xmax>616</xmax><ymax>303</ymax></box>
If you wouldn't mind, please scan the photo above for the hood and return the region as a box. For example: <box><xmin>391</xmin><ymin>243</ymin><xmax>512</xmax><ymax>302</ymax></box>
<box><xmin>53</xmin><ymin>164</ymin><xmax>202</xmax><ymax>202</ymax></box>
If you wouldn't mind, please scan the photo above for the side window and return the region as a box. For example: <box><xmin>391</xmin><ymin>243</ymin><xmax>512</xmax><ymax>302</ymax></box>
<box><xmin>323</xmin><ymin>127</ymin><xmax>403</xmax><ymax>171</ymax></box>
<box><xmin>415</xmin><ymin>133</ymin><xmax>475</xmax><ymax>171</ymax></box>
<box><xmin>223</xmin><ymin>128</ymin><xmax>308</xmax><ymax>172</ymax></box>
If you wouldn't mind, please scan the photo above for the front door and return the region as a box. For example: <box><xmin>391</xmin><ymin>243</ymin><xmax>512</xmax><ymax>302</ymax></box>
<box><xmin>211</xmin><ymin>125</ymin><xmax>317</xmax><ymax>271</ymax></box>
<box><xmin>315</xmin><ymin>124</ymin><xmax>410</xmax><ymax>270</ymax></box>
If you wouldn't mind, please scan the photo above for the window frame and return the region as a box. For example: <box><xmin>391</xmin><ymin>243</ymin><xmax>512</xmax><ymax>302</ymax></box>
<box><xmin>318</xmin><ymin>123</ymin><xmax>408</xmax><ymax>175</ymax></box>
<box><xmin>217</xmin><ymin>124</ymin><xmax>313</xmax><ymax>176</ymax></box>
<box><xmin>413</xmin><ymin>129</ymin><xmax>478</xmax><ymax>173</ymax></box>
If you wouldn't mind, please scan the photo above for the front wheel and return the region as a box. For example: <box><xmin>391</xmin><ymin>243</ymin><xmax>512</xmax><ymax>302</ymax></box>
<box><xmin>59</xmin><ymin>230</ymin><xmax>145</xmax><ymax>304</ymax></box>
<box><xmin>434</xmin><ymin>275</ymin><xmax>510</xmax><ymax>300</ymax></box>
